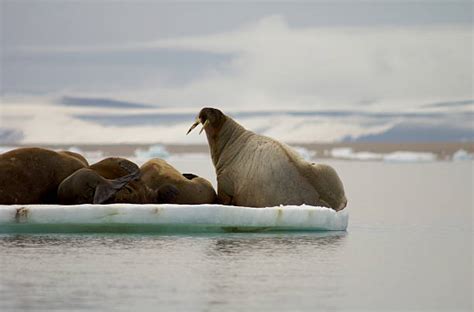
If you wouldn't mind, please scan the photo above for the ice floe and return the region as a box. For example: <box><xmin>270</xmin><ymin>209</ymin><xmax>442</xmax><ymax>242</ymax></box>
<box><xmin>0</xmin><ymin>204</ymin><xmax>348</xmax><ymax>233</ymax></box>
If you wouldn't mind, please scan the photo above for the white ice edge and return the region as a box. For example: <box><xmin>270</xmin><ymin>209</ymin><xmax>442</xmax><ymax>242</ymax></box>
<box><xmin>0</xmin><ymin>204</ymin><xmax>348</xmax><ymax>232</ymax></box>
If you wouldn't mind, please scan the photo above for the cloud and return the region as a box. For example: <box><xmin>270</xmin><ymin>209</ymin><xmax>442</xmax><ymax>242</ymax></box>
<box><xmin>2</xmin><ymin>15</ymin><xmax>472</xmax><ymax>144</ymax></box>
<box><xmin>16</xmin><ymin>15</ymin><xmax>472</xmax><ymax>110</ymax></box>
<box><xmin>59</xmin><ymin>96</ymin><xmax>154</xmax><ymax>109</ymax></box>
<box><xmin>112</xmin><ymin>15</ymin><xmax>472</xmax><ymax>110</ymax></box>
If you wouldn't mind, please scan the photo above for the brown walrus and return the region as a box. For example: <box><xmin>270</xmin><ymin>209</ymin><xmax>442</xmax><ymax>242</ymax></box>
<box><xmin>59</xmin><ymin>151</ymin><xmax>89</xmax><ymax>167</ymax></box>
<box><xmin>0</xmin><ymin>147</ymin><xmax>87</xmax><ymax>204</ymax></box>
<box><xmin>57</xmin><ymin>157</ymin><xmax>171</xmax><ymax>204</ymax></box>
<box><xmin>187</xmin><ymin>107</ymin><xmax>348</xmax><ymax>211</ymax></box>
<box><xmin>140</xmin><ymin>158</ymin><xmax>217</xmax><ymax>204</ymax></box>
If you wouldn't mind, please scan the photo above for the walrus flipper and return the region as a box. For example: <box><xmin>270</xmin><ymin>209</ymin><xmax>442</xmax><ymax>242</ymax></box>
<box><xmin>315</xmin><ymin>198</ymin><xmax>331</xmax><ymax>208</ymax></box>
<box><xmin>93</xmin><ymin>169</ymin><xmax>141</xmax><ymax>204</ymax></box>
<box><xmin>157</xmin><ymin>184</ymin><xmax>180</xmax><ymax>203</ymax></box>
<box><xmin>119</xmin><ymin>160</ymin><xmax>141</xmax><ymax>179</ymax></box>
<box><xmin>217</xmin><ymin>174</ymin><xmax>234</xmax><ymax>205</ymax></box>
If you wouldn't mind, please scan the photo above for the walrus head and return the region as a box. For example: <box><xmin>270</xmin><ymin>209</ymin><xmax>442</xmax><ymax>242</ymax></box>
<box><xmin>186</xmin><ymin>107</ymin><xmax>227</xmax><ymax>137</ymax></box>
<box><xmin>187</xmin><ymin>107</ymin><xmax>240</xmax><ymax>167</ymax></box>
<box><xmin>313</xmin><ymin>164</ymin><xmax>348</xmax><ymax>211</ymax></box>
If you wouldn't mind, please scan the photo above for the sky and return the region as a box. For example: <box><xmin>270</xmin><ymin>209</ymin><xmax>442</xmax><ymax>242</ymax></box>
<box><xmin>0</xmin><ymin>1</ymin><xmax>473</xmax><ymax>144</ymax></box>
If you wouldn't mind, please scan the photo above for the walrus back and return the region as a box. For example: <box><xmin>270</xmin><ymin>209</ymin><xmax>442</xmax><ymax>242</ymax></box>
<box><xmin>0</xmin><ymin>147</ymin><xmax>86</xmax><ymax>204</ymax></box>
<box><xmin>225</xmin><ymin>135</ymin><xmax>320</xmax><ymax>207</ymax></box>
<box><xmin>141</xmin><ymin>158</ymin><xmax>216</xmax><ymax>204</ymax></box>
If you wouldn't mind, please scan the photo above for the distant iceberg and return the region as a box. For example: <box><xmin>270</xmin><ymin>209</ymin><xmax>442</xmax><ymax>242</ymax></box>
<box><xmin>67</xmin><ymin>146</ymin><xmax>104</xmax><ymax>164</ymax></box>
<box><xmin>383</xmin><ymin>151</ymin><xmax>437</xmax><ymax>163</ymax></box>
<box><xmin>134</xmin><ymin>144</ymin><xmax>170</xmax><ymax>161</ymax></box>
<box><xmin>330</xmin><ymin>147</ymin><xmax>382</xmax><ymax>161</ymax></box>
<box><xmin>452</xmin><ymin>149</ymin><xmax>473</xmax><ymax>161</ymax></box>
<box><xmin>293</xmin><ymin>146</ymin><xmax>317</xmax><ymax>161</ymax></box>
<box><xmin>330</xmin><ymin>147</ymin><xmax>437</xmax><ymax>162</ymax></box>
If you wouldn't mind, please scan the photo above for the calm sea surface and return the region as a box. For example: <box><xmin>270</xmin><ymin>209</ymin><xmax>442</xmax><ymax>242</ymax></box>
<box><xmin>0</xmin><ymin>160</ymin><xmax>472</xmax><ymax>311</ymax></box>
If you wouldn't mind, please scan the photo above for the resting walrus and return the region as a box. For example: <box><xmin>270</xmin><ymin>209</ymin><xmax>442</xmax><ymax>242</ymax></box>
<box><xmin>58</xmin><ymin>157</ymin><xmax>169</xmax><ymax>204</ymax></box>
<box><xmin>140</xmin><ymin>158</ymin><xmax>217</xmax><ymax>204</ymax></box>
<box><xmin>0</xmin><ymin>147</ymin><xmax>87</xmax><ymax>204</ymax></box>
<box><xmin>187</xmin><ymin>107</ymin><xmax>347</xmax><ymax>211</ymax></box>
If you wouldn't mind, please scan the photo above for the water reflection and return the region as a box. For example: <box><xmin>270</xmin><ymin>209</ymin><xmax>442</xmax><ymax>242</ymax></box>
<box><xmin>203</xmin><ymin>232</ymin><xmax>348</xmax><ymax>311</ymax></box>
<box><xmin>0</xmin><ymin>232</ymin><xmax>349</xmax><ymax>312</ymax></box>
<box><xmin>0</xmin><ymin>233</ymin><xmax>170</xmax><ymax>250</ymax></box>
<box><xmin>210</xmin><ymin>231</ymin><xmax>347</xmax><ymax>256</ymax></box>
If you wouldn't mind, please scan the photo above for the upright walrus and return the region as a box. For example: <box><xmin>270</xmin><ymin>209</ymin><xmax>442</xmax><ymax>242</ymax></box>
<box><xmin>140</xmin><ymin>158</ymin><xmax>217</xmax><ymax>204</ymax></box>
<box><xmin>187</xmin><ymin>107</ymin><xmax>347</xmax><ymax>211</ymax></box>
<box><xmin>0</xmin><ymin>147</ymin><xmax>87</xmax><ymax>204</ymax></box>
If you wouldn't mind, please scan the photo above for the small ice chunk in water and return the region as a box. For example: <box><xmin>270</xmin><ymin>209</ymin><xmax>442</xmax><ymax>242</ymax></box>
<box><xmin>452</xmin><ymin>149</ymin><xmax>473</xmax><ymax>161</ymax></box>
<box><xmin>66</xmin><ymin>147</ymin><xmax>103</xmax><ymax>164</ymax></box>
<box><xmin>383</xmin><ymin>151</ymin><xmax>436</xmax><ymax>163</ymax></box>
<box><xmin>134</xmin><ymin>144</ymin><xmax>170</xmax><ymax>160</ymax></box>
<box><xmin>330</xmin><ymin>147</ymin><xmax>382</xmax><ymax>161</ymax></box>
<box><xmin>330</xmin><ymin>148</ymin><xmax>437</xmax><ymax>162</ymax></box>
<box><xmin>293</xmin><ymin>146</ymin><xmax>316</xmax><ymax>161</ymax></box>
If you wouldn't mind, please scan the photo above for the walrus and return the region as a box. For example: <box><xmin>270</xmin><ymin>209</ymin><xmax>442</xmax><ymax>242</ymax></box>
<box><xmin>187</xmin><ymin>107</ymin><xmax>348</xmax><ymax>211</ymax></box>
<box><xmin>140</xmin><ymin>158</ymin><xmax>217</xmax><ymax>204</ymax></box>
<box><xmin>57</xmin><ymin>157</ymin><xmax>171</xmax><ymax>204</ymax></box>
<box><xmin>57</xmin><ymin>168</ymin><xmax>142</xmax><ymax>204</ymax></box>
<box><xmin>89</xmin><ymin>157</ymin><xmax>140</xmax><ymax>180</ymax></box>
<box><xmin>59</xmin><ymin>151</ymin><xmax>89</xmax><ymax>167</ymax></box>
<box><xmin>0</xmin><ymin>147</ymin><xmax>87</xmax><ymax>204</ymax></box>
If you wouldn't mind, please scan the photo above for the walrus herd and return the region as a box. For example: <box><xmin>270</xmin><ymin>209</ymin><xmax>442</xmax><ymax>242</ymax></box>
<box><xmin>0</xmin><ymin>107</ymin><xmax>347</xmax><ymax>211</ymax></box>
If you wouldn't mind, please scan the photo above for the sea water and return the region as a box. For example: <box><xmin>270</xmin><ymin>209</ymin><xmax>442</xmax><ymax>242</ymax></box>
<box><xmin>0</xmin><ymin>160</ymin><xmax>472</xmax><ymax>311</ymax></box>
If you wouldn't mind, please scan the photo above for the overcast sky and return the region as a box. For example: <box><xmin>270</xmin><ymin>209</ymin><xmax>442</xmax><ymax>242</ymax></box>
<box><xmin>0</xmin><ymin>1</ymin><xmax>472</xmax><ymax>144</ymax></box>
<box><xmin>2</xmin><ymin>1</ymin><xmax>472</xmax><ymax>107</ymax></box>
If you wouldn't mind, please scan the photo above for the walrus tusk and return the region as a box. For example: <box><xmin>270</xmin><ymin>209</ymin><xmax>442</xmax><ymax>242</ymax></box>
<box><xmin>186</xmin><ymin>118</ymin><xmax>201</xmax><ymax>135</ymax></box>
<box><xmin>199</xmin><ymin>120</ymin><xmax>210</xmax><ymax>135</ymax></box>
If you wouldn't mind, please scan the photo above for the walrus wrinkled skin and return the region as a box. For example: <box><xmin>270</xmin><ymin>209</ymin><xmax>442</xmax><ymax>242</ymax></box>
<box><xmin>58</xmin><ymin>157</ymin><xmax>162</xmax><ymax>204</ymax></box>
<box><xmin>187</xmin><ymin>107</ymin><xmax>348</xmax><ymax>211</ymax></box>
<box><xmin>140</xmin><ymin>158</ymin><xmax>217</xmax><ymax>204</ymax></box>
<box><xmin>0</xmin><ymin>147</ymin><xmax>87</xmax><ymax>204</ymax></box>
